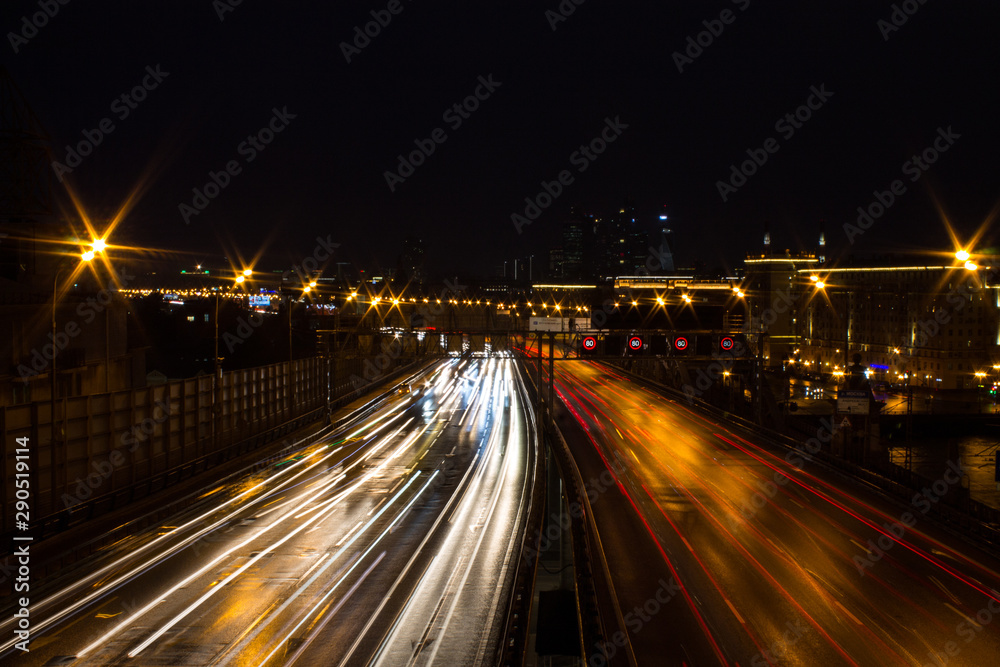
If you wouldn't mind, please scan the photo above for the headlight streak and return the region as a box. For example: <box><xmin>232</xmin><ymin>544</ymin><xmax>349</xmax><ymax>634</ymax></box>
<box><xmin>218</xmin><ymin>421</ymin><xmax>446</xmax><ymax>667</ymax></box>
<box><xmin>0</xmin><ymin>362</ymin><xmax>449</xmax><ymax>660</ymax></box>
<box><xmin>334</xmin><ymin>366</ymin><xmax>516</xmax><ymax>667</ymax></box>
<box><xmin>256</xmin><ymin>470</ymin><xmax>441</xmax><ymax>667</ymax></box>
<box><xmin>370</xmin><ymin>359</ymin><xmax>522</xmax><ymax>665</ymax></box>
<box><xmin>114</xmin><ymin>365</ymin><xmax>455</xmax><ymax>661</ymax></box>
<box><xmin>424</xmin><ymin>365</ymin><xmax>521</xmax><ymax>666</ymax></box>
<box><xmin>79</xmin><ymin>398</ymin><xmax>427</xmax><ymax>659</ymax></box>
<box><xmin>125</xmin><ymin>467</ymin><xmax>432</xmax><ymax>660</ymax></box>
<box><xmin>80</xmin><ymin>464</ymin><xmax>358</xmax><ymax>659</ymax></box>
<box><xmin>0</xmin><ymin>427</ymin><xmax>353</xmax><ymax>655</ymax></box>
<box><xmin>283</xmin><ymin>552</ymin><xmax>388</xmax><ymax>665</ymax></box>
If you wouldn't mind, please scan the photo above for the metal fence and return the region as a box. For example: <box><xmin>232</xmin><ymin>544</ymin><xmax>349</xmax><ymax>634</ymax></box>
<box><xmin>1</xmin><ymin>354</ymin><xmax>417</xmax><ymax>540</ymax></box>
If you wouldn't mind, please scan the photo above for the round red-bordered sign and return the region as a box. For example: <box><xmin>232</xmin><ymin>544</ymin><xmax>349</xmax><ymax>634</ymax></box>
<box><xmin>628</xmin><ymin>336</ymin><xmax>643</xmax><ymax>349</ymax></box>
<box><xmin>720</xmin><ymin>336</ymin><xmax>734</xmax><ymax>351</ymax></box>
<box><xmin>582</xmin><ymin>336</ymin><xmax>597</xmax><ymax>350</ymax></box>
<box><xmin>674</xmin><ymin>336</ymin><xmax>689</xmax><ymax>351</ymax></box>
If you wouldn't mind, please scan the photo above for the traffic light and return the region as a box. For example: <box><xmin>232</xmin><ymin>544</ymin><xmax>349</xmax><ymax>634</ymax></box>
<box><xmin>627</xmin><ymin>335</ymin><xmax>645</xmax><ymax>355</ymax></box>
<box><xmin>670</xmin><ymin>335</ymin><xmax>690</xmax><ymax>354</ymax></box>
<box><xmin>581</xmin><ymin>335</ymin><xmax>598</xmax><ymax>354</ymax></box>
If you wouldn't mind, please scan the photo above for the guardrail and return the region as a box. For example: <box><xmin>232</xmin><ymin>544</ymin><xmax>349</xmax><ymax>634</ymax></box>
<box><xmin>516</xmin><ymin>358</ymin><xmax>625</xmax><ymax>666</ymax></box>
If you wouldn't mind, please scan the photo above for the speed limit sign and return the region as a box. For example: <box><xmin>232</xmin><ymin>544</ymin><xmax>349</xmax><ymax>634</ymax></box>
<box><xmin>582</xmin><ymin>336</ymin><xmax>597</xmax><ymax>351</ymax></box>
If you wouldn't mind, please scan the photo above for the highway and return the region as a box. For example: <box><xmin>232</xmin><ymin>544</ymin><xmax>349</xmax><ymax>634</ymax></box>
<box><xmin>549</xmin><ymin>358</ymin><xmax>1000</xmax><ymax>666</ymax></box>
<box><xmin>0</xmin><ymin>356</ymin><xmax>535</xmax><ymax>667</ymax></box>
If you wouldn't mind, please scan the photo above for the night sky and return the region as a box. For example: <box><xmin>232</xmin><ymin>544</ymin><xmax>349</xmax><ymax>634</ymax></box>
<box><xmin>2</xmin><ymin>0</ymin><xmax>998</xmax><ymax>276</ymax></box>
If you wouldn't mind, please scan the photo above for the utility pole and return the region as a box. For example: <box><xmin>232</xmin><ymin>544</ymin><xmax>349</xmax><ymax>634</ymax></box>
<box><xmin>548</xmin><ymin>333</ymin><xmax>555</xmax><ymax>419</ymax></box>
<box><xmin>288</xmin><ymin>297</ymin><xmax>294</xmax><ymax>415</ymax></box>
<box><xmin>213</xmin><ymin>293</ymin><xmax>221</xmax><ymax>454</ymax></box>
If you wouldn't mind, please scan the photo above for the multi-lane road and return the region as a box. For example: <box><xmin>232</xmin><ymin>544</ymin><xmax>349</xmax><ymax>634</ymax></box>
<box><xmin>552</xmin><ymin>359</ymin><xmax>1000</xmax><ymax>666</ymax></box>
<box><xmin>1</xmin><ymin>356</ymin><xmax>535</xmax><ymax>666</ymax></box>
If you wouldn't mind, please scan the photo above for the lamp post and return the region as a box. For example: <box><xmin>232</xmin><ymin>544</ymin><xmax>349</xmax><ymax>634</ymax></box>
<box><xmin>50</xmin><ymin>244</ymin><xmax>101</xmax><ymax>494</ymax></box>
<box><xmin>213</xmin><ymin>269</ymin><xmax>252</xmax><ymax>450</ymax></box>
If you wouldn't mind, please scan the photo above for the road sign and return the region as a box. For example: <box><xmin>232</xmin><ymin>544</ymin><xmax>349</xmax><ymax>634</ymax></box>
<box><xmin>720</xmin><ymin>336</ymin><xmax>735</xmax><ymax>352</ymax></box>
<box><xmin>530</xmin><ymin>317</ymin><xmax>573</xmax><ymax>332</ymax></box>
<box><xmin>672</xmin><ymin>336</ymin><xmax>689</xmax><ymax>353</ymax></box>
<box><xmin>840</xmin><ymin>417</ymin><xmax>851</xmax><ymax>429</ymax></box>
<box><xmin>628</xmin><ymin>336</ymin><xmax>644</xmax><ymax>353</ymax></box>
<box><xmin>837</xmin><ymin>389</ymin><xmax>869</xmax><ymax>415</ymax></box>
<box><xmin>581</xmin><ymin>335</ymin><xmax>598</xmax><ymax>353</ymax></box>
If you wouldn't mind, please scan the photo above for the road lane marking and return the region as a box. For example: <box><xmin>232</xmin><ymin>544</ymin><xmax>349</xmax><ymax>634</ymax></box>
<box><xmin>929</xmin><ymin>575</ymin><xmax>961</xmax><ymax>605</ymax></box>
<box><xmin>724</xmin><ymin>598</ymin><xmax>746</xmax><ymax>624</ymax></box>
<box><xmin>850</xmin><ymin>539</ymin><xmax>872</xmax><ymax>554</ymax></box>
<box><xmin>833</xmin><ymin>599</ymin><xmax>862</xmax><ymax>625</ymax></box>
<box><xmin>764</xmin><ymin>536</ymin><xmax>785</xmax><ymax>556</ymax></box>
<box><xmin>945</xmin><ymin>603</ymin><xmax>981</xmax><ymax>628</ymax></box>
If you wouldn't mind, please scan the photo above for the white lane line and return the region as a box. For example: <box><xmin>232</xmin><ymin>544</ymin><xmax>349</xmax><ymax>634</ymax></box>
<box><xmin>945</xmin><ymin>603</ymin><xmax>981</xmax><ymax>628</ymax></box>
<box><xmin>284</xmin><ymin>552</ymin><xmax>387</xmax><ymax>666</ymax></box>
<box><xmin>334</xmin><ymin>521</ymin><xmax>366</xmax><ymax>548</ymax></box>
<box><xmin>929</xmin><ymin>575</ymin><xmax>962</xmax><ymax>605</ymax></box>
<box><xmin>833</xmin><ymin>599</ymin><xmax>862</xmax><ymax>625</ymax></box>
<box><xmin>724</xmin><ymin>599</ymin><xmax>746</xmax><ymax>625</ymax></box>
<box><xmin>850</xmin><ymin>538</ymin><xmax>872</xmax><ymax>554</ymax></box>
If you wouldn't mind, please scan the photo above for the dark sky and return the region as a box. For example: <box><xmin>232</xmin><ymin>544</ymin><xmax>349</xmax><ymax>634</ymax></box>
<box><xmin>2</xmin><ymin>0</ymin><xmax>998</xmax><ymax>276</ymax></box>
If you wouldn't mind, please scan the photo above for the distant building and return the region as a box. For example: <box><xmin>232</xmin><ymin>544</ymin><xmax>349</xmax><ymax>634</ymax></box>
<box><xmin>396</xmin><ymin>236</ymin><xmax>426</xmax><ymax>285</ymax></box>
<box><xmin>796</xmin><ymin>263</ymin><xmax>1000</xmax><ymax>390</ymax></box>
<box><xmin>742</xmin><ymin>251</ymin><xmax>820</xmax><ymax>367</ymax></box>
<box><xmin>548</xmin><ymin>246</ymin><xmax>564</xmax><ymax>279</ymax></box>
<box><xmin>561</xmin><ymin>218</ymin><xmax>585</xmax><ymax>280</ymax></box>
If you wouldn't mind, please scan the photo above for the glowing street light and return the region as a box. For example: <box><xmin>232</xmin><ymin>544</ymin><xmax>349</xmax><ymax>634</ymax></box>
<box><xmin>815</xmin><ymin>281</ymin><xmax>826</xmax><ymax>289</ymax></box>
<box><xmin>964</xmin><ymin>261</ymin><xmax>978</xmax><ymax>271</ymax></box>
<box><xmin>956</xmin><ymin>249</ymin><xmax>971</xmax><ymax>262</ymax></box>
